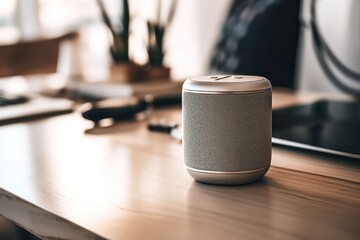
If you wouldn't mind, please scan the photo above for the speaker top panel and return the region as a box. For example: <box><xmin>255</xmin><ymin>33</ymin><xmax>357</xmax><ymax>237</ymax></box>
<box><xmin>183</xmin><ymin>75</ymin><xmax>271</xmax><ymax>93</ymax></box>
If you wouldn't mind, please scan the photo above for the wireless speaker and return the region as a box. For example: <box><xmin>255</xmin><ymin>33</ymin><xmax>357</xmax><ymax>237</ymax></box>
<box><xmin>182</xmin><ymin>75</ymin><xmax>272</xmax><ymax>185</ymax></box>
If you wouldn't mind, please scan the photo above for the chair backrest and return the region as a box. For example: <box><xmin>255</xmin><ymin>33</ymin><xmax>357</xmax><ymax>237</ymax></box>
<box><xmin>209</xmin><ymin>0</ymin><xmax>301</xmax><ymax>89</ymax></box>
<box><xmin>0</xmin><ymin>32</ymin><xmax>77</xmax><ymax>77</ymax></box>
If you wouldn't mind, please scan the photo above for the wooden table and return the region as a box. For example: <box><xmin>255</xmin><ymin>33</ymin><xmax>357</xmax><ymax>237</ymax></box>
<box><xmin>0</xmin><ymin>90</ymin><xmax>359</xmax><ymax>240</ymax></box>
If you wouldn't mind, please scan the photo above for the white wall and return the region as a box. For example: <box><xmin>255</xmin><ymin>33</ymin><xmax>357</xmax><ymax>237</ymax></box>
<box><xmin>166</xmin><ymin>0</ymin><xmax>232</xmax><ymax>80</ymax></box>
<box><xmin>296</xmin><ymin>0</ymin><xmax>360</xmax><ymax>94</ymax></box>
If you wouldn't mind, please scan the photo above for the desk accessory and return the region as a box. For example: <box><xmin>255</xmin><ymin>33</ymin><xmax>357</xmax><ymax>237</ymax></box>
<box><xmin>82</xmin><ymin>95</ymin><xmax>181</xmax><ymax>124</ymax></box>
<box><xmin>182</xmin><ymin>75</ymin><xmax>272</xmax><ymax>185</ymax></box>
<box><xmin>0</xmin><ymin>92</ymin><xmax>28</xmax><ymax>106</ymax></box>
<box><xmin>148</xmin><ymin>120</ymin><xmax>178</xmax><ymax>134</ymax></box>
<box><xmin>0</xmin><ymin>96</ymin><xmax>73</xmax><ymax>125</ymax></box>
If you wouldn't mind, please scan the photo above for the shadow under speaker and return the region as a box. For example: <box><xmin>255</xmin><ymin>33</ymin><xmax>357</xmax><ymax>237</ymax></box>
<box><xmin>182</xmin><ymin>75</ymin><xmax>272</xmax><ymax>185</ymax></box>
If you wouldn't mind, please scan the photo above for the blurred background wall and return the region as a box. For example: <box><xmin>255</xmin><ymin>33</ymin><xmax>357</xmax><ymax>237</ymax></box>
<box><xmin>296</xmin><ymin>0</ymin><xmax>360</xmax><ymax>93</ymax></box>
<box><xmin>0</xmin><ymin>0</ymin><xmax>232</xmax><ymax>81</ymax></box>
<box><xmin>166</xmin><ymin>0</ymin><xmax>232</xmax><ymax>79</ymax></box>
<box><xmin>0</xmin><ymin>0</ymin><xmax>359</xmax><ymax>93</ymax></box>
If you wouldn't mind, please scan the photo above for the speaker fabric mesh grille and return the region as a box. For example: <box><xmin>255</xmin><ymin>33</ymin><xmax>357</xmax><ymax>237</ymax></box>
<box><xmin>183</xmin><ymin>90</ymin><xmax>271</xmax><ymax>172</ymax></box>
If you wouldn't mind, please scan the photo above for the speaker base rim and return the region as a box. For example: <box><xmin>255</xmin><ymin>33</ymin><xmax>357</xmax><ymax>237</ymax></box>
<box><xmin>186</xmin><ymin>166</ymin><xmax>270</xmax><ymax>185</ymax></box>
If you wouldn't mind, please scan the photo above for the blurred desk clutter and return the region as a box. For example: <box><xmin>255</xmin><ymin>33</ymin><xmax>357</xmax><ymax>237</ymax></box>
<box><xmin>0</xmin><ymin>27</ymin><xmax>181</xmax><ymax>125</ymax></box>
<box><xmin>0</xmin><ymin>75</ymin><xmax>182</xmax><ymax>125</ymax></box>
<box><xmin>82</xmin><ymin>94</ymin><xmax>181</xmax><ymax>124</ymax></box>
<box><xmin>0</xmin><ymin>94</ymin><xmax>73</xmax><ymax>125</ymax></box>
<box><xmin>0</xmin><ymin>33</ymin><xmax>77</xmax><ymax>125</ymax></box>
<box><xmin>0</xmin><ymin>0</ymin><xmax>180</xmax><ymax>128</ymax></box>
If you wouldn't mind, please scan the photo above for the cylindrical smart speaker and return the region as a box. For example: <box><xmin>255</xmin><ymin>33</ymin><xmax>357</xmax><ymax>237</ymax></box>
<box><xmin>182</xmin><ymin>75</ymin><xmax>272</xmax><ymax>185</ymax></box>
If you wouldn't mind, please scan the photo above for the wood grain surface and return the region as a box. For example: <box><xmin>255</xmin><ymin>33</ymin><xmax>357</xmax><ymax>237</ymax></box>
<box><xmin>0</xmin><ymin>91</ymin><xmax>359</xmax><ymax>240</ymax></box>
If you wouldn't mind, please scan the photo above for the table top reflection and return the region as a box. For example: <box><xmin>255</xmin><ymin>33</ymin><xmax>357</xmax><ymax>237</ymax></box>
<box><xmin>0</xmin><ymin>90</ymin><xmax>359</xmax><ymax>240</ymax></box>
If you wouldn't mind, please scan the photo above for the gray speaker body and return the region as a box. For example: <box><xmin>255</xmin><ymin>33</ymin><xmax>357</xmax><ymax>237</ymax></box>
<box><xmin>182</xmin><ymin>75</ymin><xmax>272</xmax><ymax>185</ymax></box>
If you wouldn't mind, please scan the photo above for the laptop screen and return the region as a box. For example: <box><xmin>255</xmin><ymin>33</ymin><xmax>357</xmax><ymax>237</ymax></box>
<box><xmin>272</xmin><ymin>100</ymin><xmax>360</xmax><ymax>159</ymax></box>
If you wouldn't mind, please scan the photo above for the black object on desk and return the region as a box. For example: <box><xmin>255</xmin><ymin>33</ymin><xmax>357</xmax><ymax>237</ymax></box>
<box><xmin>82</xmin><ymin>99</ymin><xmax>148</xmax><ymax>122</ymax></box>
<box><xmin>0</xmin><ymin>92</ymin><xmax>28</xmax><ymax>106</ymax></box>
<box><xmin>82</xmin><ymin>95</ymin><xmax>181</xmax><ymax>123</ymax></box>
<box><xmin>272</xmin><ymin>100</ymin><xmax>360</xmax><ymax>159</ymax></box>
<box><xmin>148</xmin><ymin>121</ymin><xmax>178</xmax><ymax>134</ymax></box>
